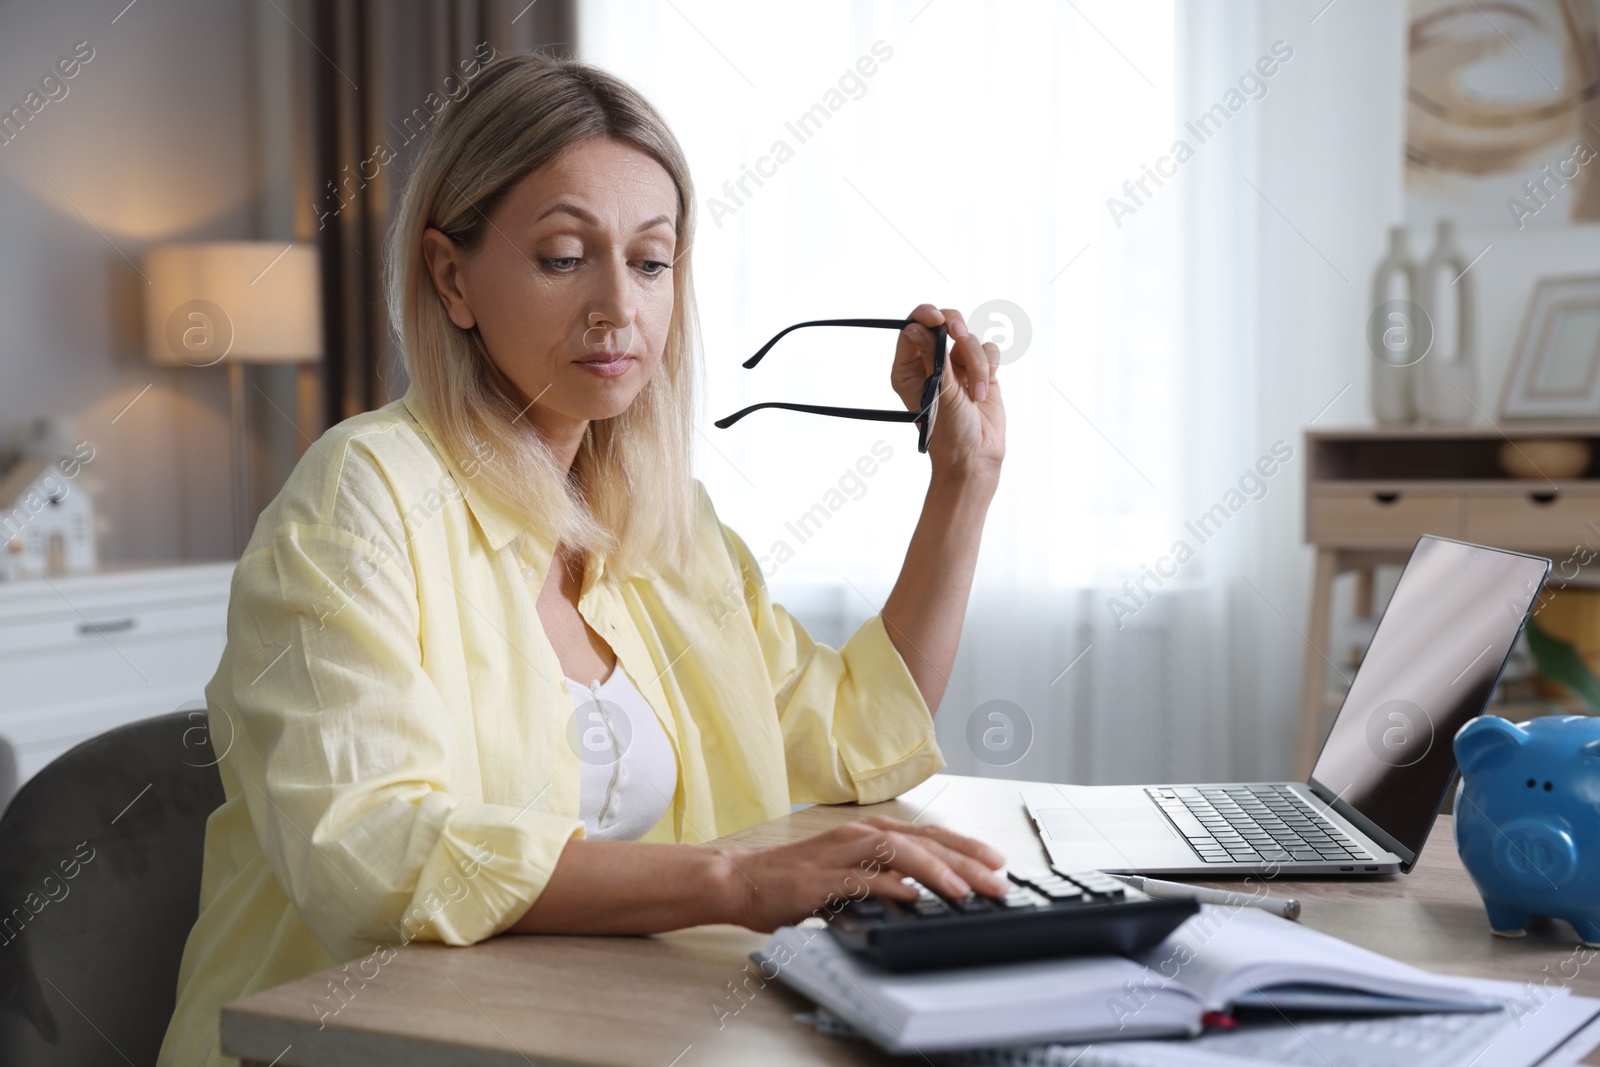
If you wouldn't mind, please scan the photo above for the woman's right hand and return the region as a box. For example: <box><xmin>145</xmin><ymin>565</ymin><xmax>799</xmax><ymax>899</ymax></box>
<box><xmin>720</xmin><ymin>815</ymin><xmax>1009</xmax><ymax>933</ymax></box>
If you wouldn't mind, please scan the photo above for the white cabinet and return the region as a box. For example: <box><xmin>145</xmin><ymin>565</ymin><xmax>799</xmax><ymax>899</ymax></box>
<box><xmin>0</xmin><ymin>561</ymin><xmax>234</xmax><ymax>810</ymax></box>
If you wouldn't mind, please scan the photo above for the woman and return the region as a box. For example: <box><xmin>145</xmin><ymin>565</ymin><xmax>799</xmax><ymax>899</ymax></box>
<box><xmin>159</xmin><ymin>53</ymin><xmax>1006</xmax><ymax>1066</ymax></box>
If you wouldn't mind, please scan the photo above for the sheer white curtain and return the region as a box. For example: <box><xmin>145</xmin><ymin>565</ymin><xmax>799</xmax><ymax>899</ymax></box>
<box><xmin>579</xmin><ymin>0</ymin><xmax>1344</xmax><ymax>786</ymax></box>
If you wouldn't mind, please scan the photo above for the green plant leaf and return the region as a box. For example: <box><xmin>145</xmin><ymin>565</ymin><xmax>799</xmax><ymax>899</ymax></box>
<box><xmin>1525</xmin><ymin>617</ymin><xmax>1600</xmax><ymax>715</ymax></box>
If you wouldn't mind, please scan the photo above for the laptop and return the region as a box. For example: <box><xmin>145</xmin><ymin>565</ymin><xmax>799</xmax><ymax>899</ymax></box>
<box><xmin>1023</xmin><ymin>535</ymin><xmax>1551</xmax><ymax>877</ymax></box>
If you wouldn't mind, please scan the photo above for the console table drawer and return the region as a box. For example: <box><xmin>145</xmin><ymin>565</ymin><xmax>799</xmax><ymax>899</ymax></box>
<box><xmin>0</xmin><ymin>562</ymin><xmax>233</xmax><ymax>813</ymax></box>
<box><xmin>1464</xmin><ymin>492</ymin><xmax>1600</xmax><ymax>550</ymax></box>
<box><xmin>1307</xmin><ymin>491</ymin><xmax>1462</xmax><ymax>547</ymax></box>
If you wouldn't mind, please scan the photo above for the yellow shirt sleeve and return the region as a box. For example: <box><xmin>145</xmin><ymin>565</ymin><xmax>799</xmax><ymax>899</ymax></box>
<box><xmin>714</xmin><ymin>521</ymin><xmax>946</xmax><ymax>807</ymax></box>
<box><xmin>222</xmin><ymin>519</ymin><xmax>583</xmax><ymax>957</ymax></box>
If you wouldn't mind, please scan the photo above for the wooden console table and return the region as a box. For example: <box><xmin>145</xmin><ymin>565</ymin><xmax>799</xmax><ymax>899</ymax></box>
<box><xmin>1295</xmin><ymin>423</ymin><xmax>1600</xmax><ymax>777</ymax></box>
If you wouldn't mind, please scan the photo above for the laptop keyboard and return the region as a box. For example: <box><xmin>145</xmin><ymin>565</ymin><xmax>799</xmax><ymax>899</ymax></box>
<box><xmin>1146</xmin><ymin>784</ymin><xmax>1375</xmax><ymax>864</ymax></box>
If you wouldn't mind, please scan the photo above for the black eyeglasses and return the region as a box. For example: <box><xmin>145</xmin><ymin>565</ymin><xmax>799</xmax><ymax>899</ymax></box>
<box><xmin>712</xmin><ymin>318</ymin><xmax>947</xmax><ymax>453</ymax></box>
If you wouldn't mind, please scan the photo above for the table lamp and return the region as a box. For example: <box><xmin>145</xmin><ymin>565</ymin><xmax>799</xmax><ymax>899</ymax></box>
<box><xmin>143</xmin><ymin>242</ymin><xmax>323</xmax><ymax>555</ymax></box>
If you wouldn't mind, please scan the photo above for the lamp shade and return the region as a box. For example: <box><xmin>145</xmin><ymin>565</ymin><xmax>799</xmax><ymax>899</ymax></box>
<box><xmin>143</xmin><ymin>241</ymin><xmax>323</xmax><ymax>367</ymax></box>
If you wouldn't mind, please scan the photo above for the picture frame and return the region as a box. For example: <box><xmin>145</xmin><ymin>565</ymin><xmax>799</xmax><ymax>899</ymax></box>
<box><xmin>1500</xmin><ymin>275</ymin><xmax>1600</xmax><ymax>420</ymax></box>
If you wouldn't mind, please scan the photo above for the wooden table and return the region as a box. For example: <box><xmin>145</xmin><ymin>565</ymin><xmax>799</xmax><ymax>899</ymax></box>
<box><xmin>222</xmin><ymin>773</ymin><xmax>1600</xmax><ymax>1066</ymax></box>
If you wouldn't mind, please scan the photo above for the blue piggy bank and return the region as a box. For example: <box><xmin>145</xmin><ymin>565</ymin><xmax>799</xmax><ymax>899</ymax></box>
<box><xmin>1454</xmin><ymin>715</ymin><xmax>1600</xmax><ymax>946</ymax></box>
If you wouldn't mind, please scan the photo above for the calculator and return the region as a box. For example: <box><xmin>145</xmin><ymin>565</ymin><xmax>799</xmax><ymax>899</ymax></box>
<box><xmin>825</xmin><ymin>866</ymin><xmax>1199</xmax><ymax>972</ymax></box>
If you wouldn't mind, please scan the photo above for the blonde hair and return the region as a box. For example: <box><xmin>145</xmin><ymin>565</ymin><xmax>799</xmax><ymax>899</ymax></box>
<box><xmin>386</xmin><ymin>53</ymin><xmax>699</xmax><ymax>576</ymax></box>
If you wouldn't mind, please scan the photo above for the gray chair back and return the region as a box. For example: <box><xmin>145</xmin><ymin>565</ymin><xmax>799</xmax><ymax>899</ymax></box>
<box><xmin>0</xmin><ymin>709</ymin><xmax>225</xmax><ymax>1066</ymax></box>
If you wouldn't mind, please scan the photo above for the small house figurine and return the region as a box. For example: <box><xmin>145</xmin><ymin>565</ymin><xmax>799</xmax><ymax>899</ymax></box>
<box><xmin>0</xmin><ymin>420</ymin><xmax>97</xmax><ymax>582</ymax></box>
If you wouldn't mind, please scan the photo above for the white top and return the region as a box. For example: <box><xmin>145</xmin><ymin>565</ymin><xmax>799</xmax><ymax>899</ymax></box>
<box><xmin>563</xmin><ymin>665</ymin><xmax>678</xmax><ymax>840</ymax></box>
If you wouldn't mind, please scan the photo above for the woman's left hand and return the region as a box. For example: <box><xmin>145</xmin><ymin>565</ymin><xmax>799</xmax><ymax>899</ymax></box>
<box><xmin>891</xmin><ymin>304</ymin><xmax>1005</xmax><ymax>482</ymax></box>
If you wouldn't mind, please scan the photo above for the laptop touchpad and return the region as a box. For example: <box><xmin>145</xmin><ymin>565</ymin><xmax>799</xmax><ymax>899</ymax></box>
<box><xmin>1038</xmin><ymin>806</ymin><xmax>1179</xmax><ymax>842</ymax></box>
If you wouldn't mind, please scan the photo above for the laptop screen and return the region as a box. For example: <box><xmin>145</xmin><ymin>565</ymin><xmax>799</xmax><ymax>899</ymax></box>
<box><xmin>1309</xmin><ymin>536</ymin><xmax>1549</xmax><ymax>862</ymax></box>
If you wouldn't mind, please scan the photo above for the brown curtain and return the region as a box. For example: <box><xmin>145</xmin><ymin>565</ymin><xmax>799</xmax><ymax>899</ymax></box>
<box><xmin>305</xmin><ymin>0</ymin><xmax>578</xmax><ymax>428</ymax></box>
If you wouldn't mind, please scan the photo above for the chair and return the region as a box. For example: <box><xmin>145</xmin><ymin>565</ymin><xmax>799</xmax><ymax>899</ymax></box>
<box><xmin>0</xmin><ymin>709</ymin><xmax>225</xmax><ymax>1066</ymax></box>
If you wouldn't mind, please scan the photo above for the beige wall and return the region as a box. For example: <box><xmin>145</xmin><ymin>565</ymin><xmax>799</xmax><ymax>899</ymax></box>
<box><xmin>0</xmin><ymin>0</ymin><xmax>304</xmax><ymax>564</ymax></box>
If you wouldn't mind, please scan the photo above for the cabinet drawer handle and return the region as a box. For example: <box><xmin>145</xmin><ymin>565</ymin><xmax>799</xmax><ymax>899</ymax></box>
<box><xmin>1373</xmin><ymin>492</ymin><xmax>1400</xmax><ymax>505</ymax></box>
<box><xmin>77</xmin><ymin>617</ymin><xmax>135</xmax><ymax>636</ymax></box>
<box><xmin>1530</xmin><ymin>491</ymin><xmax>1559</xmax><ymax>506</ymax></box>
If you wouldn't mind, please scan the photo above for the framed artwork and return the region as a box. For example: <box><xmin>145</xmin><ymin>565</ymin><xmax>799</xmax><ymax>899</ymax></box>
<box><xmin>1500</xmin><ymin>275</ymin><xmax>1600</xmax><ymax>418</ymax></box>
<box><xmin>1405</xmin><ymin>0</ymin><xmax>1600</xmax><ymax>230</ymax></box>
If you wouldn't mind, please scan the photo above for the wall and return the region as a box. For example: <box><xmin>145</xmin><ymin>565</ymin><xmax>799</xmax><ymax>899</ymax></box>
<box><xmin>1241</xmin><ymin>0</ymin><xmax>1413</xmax><ymax>775</ymax></box>
<box><xmin>0</xmin><ymin>0</ymin><xmax>259</xmax><ymax>564</ymax></box>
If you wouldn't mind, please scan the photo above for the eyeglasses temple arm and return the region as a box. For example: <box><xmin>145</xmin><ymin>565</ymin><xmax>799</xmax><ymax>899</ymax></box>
<box><xmin>713</xmin><ymin>402</ymin><xmax>921</xmax><ymax>429</ymax></box>
<box><xmin>742</xmin><ymin>318</ymin><xmax>917</xmax><ymax>369</ymax></box>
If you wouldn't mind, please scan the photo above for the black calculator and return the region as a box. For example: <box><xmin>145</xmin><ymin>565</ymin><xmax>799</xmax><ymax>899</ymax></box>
<box><xmin>826</xmin><ymin>866</ymin><xmax>1199</xmax><ymax>972</ymax></box>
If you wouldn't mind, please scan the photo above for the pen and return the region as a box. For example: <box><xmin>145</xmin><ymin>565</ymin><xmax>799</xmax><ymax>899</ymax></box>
<box><xmin>1112</xmin><ymin>874</ymin><xmax>1302</xmax><ymax>921</ymax></box>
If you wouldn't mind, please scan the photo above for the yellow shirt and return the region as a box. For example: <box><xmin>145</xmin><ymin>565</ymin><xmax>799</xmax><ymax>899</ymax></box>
<box><xmin>157</xmin><ymin>386</ymin><xmax>945</xmax><ymax>1067</ymax></box>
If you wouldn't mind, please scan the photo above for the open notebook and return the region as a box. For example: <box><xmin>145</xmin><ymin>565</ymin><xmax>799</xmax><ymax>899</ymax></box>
<box><xmin>754</xmin><ymin>905</ymin><xmax>1501</xmax><ymax>1053</ymax></box>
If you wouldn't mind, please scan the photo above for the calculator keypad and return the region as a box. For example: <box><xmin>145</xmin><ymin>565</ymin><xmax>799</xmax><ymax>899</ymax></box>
<box><xmin>827</xmin><ymin>865</ymin><xmax>1198</xmax><ymax>972</ymax></box>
